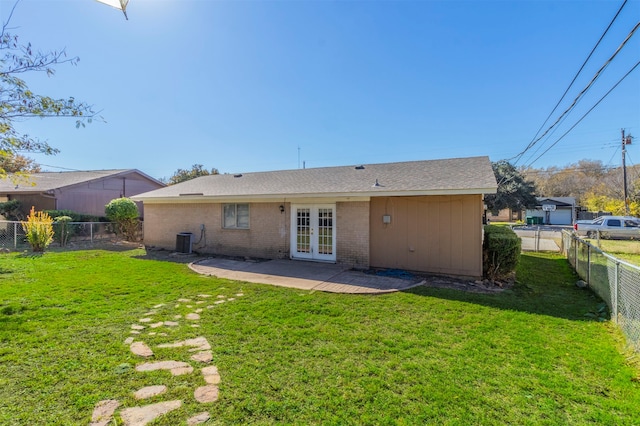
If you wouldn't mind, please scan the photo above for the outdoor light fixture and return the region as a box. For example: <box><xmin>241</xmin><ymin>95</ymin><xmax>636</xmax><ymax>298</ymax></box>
<box><xmin>279</xmin><ymin>205</ymin><xmax>285</xmax><ymax>213</ymax></box>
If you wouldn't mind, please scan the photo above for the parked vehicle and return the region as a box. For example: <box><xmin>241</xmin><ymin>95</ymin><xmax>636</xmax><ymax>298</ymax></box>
<box><xmin>573</xmin><ymin>216</ymin><xmax>640</xmax><ymax>239</ymax></box>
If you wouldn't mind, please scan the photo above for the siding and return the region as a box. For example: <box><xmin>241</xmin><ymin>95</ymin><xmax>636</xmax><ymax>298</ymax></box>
<box><xmin>369</xmin><ymin>195</ymin><xmax>484</xmax><ymax>278</ymax></box>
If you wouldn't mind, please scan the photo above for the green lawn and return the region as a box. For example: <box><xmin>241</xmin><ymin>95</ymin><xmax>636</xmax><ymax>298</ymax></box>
<box><xmin>583</xmin><ymin>238</ymin><xmax>640</xmax><ymax>265</ymax></box>
<box><xmin>1</xmin><ymin>248</ymin><xmax>639</xmax><ymax>425</ymax></box>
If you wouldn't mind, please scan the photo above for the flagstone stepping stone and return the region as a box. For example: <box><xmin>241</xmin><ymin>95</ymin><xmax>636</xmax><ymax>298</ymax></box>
<box><xmin>130</xmin><ymin>330</ymin><xmax>141</xmax><ymax>335</ymax></box>
<box><xmin>158</xmin><ymin>337</ymin><xmax>211</xmax><ymax>352</ymax></box>
<box><xmin>178</xmin><ymin>298</ymin><xmax>192</xmax><ymax>303</ymax></box>
<box><xmin>191</xmin><ymin>351</ymin><xmax>213</xmax><ymax>363</ymax></box>
<box><xmin>131</xmin><ymin>324</ymin><xmax>145</xmax><ymax>330</ymax></box>
<box><xmin>136</xmin><ymin>361</ymin><xmax>194</xmax><ymax>376</ymax></box>
<box><xmin>139</xmin><ymin>318</ymin><xmax>152</xmax><ymax>323</ymax></box>
<box><xmin>124</xmin><ymin>337</ymin><xmax>135</xmax><ymax>345</ymax></box>
<box><xmin>207</xmin><ymin>305</ymin><xmax>214</xmax><ymax>309</ymax></box>
<box><xmin>191</xmin><ymin>324</ymin><xmax>200</xmax><ymax>328</ymax></box>
<box><xmin>186</xmin><ymin>313</ymin><xmax>200</xmax><ymax>320</ymax></box>
<box><xmin>153</xmin><ymin>304</ymin><xmax>165</xmax><ymax>309</ymax></box>
<box><xmin>134</xmin><ymin>385</ymin><xmax>167</xmax><ymax>400</ymax></box>
<box><xmin>158</xmin><ymin>332</ymin><xmax>168</xmax><ymax>336</ymax></box>
<box><xmin>187</xmin><ymin>411</ymin><xmax>210</xmax><ymax>425</ymax></box>
<box><xmin>195</xmin><ymin>300</ymin><xmax>205</xmax><ymax>305</ymax></box>
<box><xmin>197</xmin><ymin>294</ymin><xmax>211</xmax><ymax>298</ymax></box>
<box><xmin>148</xmin><ymin>332</ymin><xmax>157</xmax><ymax>336</ymax></box>
<box><xmin>90</xmin><ymin>399</ymin><xmax>120</xmax><ymax>426</ymax></box>
<box><xmin>144</xmin><ymin>310</ymin><xmax>157</xmax><ymax>316</ymax></box>
<box><xmin>216</xmin><ymin>295</ymin><xmax>226</xmax><ymax>299</ymax></box>
<box><xmin>164</xmin><ymin>321</ymin><xmax>179</xmax><ymax>327</ymax></box>
<box><xmin>194</xmin><ymin>385</ymin><xmax>219</xmax><ymax>403</ymax></box>
<box><xmin>214</xmin><ymin>300</ymin><xmax>225</xmax><ymax>305</ymax></box>
<box><xmin>120</xmin><ymin>400</ymin><xmax>182</xmax><ymax>426</ymax></box>
<box><xmin>186</xmin><ymin>305</ymin><xmax>193</xmax><ymax>308</ymax></box>
<box><xmin>236</xmin><ymin>293</ymin><xmax>244</xmax><ymax>297</ymax></box>
<box><xmin>175</xmin><ymin>304</ymin><xmax>180</xmax><ymax>308</ymax></box>
<box><xmin>130</xmin><ymin>342</ymin><xmax>154</xmax><ymax>358</ymax></box>
<box><xmin>174</xmin><ymin>315</ymin><xmax>182</xmax><ymax>319</ymax></box>
<box><xmin>195</xmin><ymin>308</ymin><xmax>203</xmax><ymax>313</ymax></box>
<box><xmin>149</xmin><ymin>322</ymin><xmax>164</xmax><ymax>328</ymax></box>
<box><xmin>228</xmin><ymin>298</ymin><xmax>235</xmax><ymax>301</ymax></box>
<box><xmin>201</xmin><ymin>365</ymin><xmax>221</xmax><ymax>384</ymax></box>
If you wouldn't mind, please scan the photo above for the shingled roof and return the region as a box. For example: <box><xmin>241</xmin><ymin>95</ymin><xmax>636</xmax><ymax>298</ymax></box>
<box><xmin>0</xmin><ymin>169</ymin><xmax>163</xmax><ymax>193</ymax></box>
<box><xmin>135</xmin><ymin>156</ymin><xmax>497</xmax><ymax>202</ymax></box>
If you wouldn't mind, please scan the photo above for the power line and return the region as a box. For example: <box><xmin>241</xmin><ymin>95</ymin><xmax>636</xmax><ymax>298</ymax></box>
<box><xmin>517</xmin><ymin>0</ymin><xmax>630</xmax><ymax>165</ymax></box>
<box><xmin>525</xmin><ymin>59</ymin><xmax>640</xmax><ymax>168</ymax></box>
<box><xmin>520</xmin><ymin>20</ymin><xmax>640</xmax><ymax>164</ymax></box>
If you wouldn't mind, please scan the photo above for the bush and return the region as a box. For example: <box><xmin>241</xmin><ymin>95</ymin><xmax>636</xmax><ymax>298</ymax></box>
<box><xmin>0</xmin><ymin>200</ymin><xmax>23</xmax><ymax>220</ymax></box>
<box><xmin>483</xmin><ymin>225</ymin><xmax>521</xmax><ymax>280</ymax></box>
<box><xmin>105</xmin><ymin>198</ymin><xmax>140</xmax><ymax>241</ymax></box>
<box><xmin>44</xmin><ymin>209</ymin><xmax>106</xmax><ymax>223</ymax></box>
<box><xmin>53</xmin><ymin>216</ymin><xmax>73</xmax><ymax>247</ymax></box>
<box><xmin>21</xmin><ymin>207</ymin><xmax>54</xmax><ymax>252</ymax></box>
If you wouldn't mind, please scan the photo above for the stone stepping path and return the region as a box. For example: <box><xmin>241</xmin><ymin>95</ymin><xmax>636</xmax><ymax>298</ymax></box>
<box><xmin>90</xmin><ymin>291</ymin><xmax>244</xmax><ymax>425</ymax></box>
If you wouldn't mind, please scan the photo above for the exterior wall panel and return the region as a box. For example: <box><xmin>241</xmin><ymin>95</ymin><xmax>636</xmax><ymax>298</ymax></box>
<box><xmin>370</xmin><ymin>195</ymin><xmax>483</xmax><ymax>278</ymax></box>
<box><xmin>144</xmin><ymin>201</ymin><xmax>371</xmax><ymax>268</ymax></box>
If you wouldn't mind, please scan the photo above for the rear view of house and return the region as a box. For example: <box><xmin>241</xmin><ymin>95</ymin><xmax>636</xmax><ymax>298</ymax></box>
<box><xmin>134</xmin><ymin>156</ymin><xmax>497</xmax><ymax>278</ymax></box>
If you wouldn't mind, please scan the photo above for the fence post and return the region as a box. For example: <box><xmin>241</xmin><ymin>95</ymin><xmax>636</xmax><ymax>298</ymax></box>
<box><xmin>13</xmin><ymin>221</ymin><xmax>17</xmax><ymax>249</ymax></box>
<box><xmin>612</xmin><ymin>262</ymin><xmax>619</xmax><ymax>323</ymax></box>
<box><xmin>90</xmin><ymin>223</ymin><xmax>94</xmax><ymax>244</ymax></box>
<box><xmin>586</xmin><ymin>243</ymin><xmax>591</xmax><ymax>284</ymax></box>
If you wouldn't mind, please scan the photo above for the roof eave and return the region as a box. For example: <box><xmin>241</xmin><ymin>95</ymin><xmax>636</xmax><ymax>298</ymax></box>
<box><xmin>133</xmin><ymin>187</ymin><xmax>497</xmax><ymax>203</ymax></box>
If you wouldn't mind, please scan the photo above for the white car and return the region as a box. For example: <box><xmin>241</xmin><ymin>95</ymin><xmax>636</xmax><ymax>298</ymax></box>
<box><xmin>573</xmin><ymin>216</ymin><xmax>640</xmax><ymax>239</ymax></box>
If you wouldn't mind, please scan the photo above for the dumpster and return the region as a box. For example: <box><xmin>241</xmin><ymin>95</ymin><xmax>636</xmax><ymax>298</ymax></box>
<box><xmin>526</xmin><ymin>217</ymin><xmax>533</xmax><ymax>225</ymax></box>
<box><xmin>176</xmin><ymin>232</ymin><xmax>193</xmax><ymax>254</ymax></box>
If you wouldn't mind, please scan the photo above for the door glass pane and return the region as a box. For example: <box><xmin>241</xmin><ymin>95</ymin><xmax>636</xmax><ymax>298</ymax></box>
<box><xmin>296</xmin><ymin>208</ymin><xmax>311</xmax><ymax>253</ymax></box>
<box><xmin>317</xmin><ymin>208</ymin><xmax>333</xmax><ymax>255</ymax></box>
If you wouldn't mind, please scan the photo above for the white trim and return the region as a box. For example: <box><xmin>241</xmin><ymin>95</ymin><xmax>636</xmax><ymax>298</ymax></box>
<box><xmin>134</xmin><ymin>188</ymin><xmax>495</xmax><ymax>204</ymax></box>
<box><xmin>290</xmin><ymin>204</ymin><xmax>337</xmax><ymax>262</ymax></box>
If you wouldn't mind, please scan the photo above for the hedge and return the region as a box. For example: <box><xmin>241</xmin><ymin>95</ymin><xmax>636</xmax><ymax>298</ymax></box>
<box><xmin>483</xmin><ymin>225</ymin><xmax>521</xmax><ymax>280</ymax></box>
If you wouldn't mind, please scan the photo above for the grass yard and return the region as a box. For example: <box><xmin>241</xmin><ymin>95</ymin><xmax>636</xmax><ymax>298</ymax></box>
<box><xmin>585</xmin><ymin>238</ymin><xmax>640</xmax><ymax>265</ymax></box>
<box><xmin>1</xmin><ymin>248</ymin><xmax>639</xmax><ymax>425</ymax></box>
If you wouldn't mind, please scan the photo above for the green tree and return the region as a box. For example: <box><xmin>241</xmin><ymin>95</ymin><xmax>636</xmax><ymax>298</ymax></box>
<box><xmin>105</xmin><ymin>198</ymin><xmax>139</xmax><ymax>241</ymax></box>
<box><xmin>485</xmin><ymin>160</ymin><xmax>538</xmax><ymax>215</ymax></box>
<box><xmin>169</xmin><ymin>164</ymin><xmax>219</xmax><ymax>185</ymax></box>
<box><xmin>1</xmin><ymin>7</ymin><xmax>95</xmax><ymax>178</ymax></box>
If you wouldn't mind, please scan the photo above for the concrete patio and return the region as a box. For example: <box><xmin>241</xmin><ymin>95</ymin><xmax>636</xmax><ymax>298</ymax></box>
<box><xmin>189</xmin><ymin>258</ymin><xmax>425</xmax><ymax>294</ymax></box>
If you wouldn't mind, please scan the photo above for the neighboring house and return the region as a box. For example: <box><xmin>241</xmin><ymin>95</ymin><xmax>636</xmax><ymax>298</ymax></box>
<box><xmin>0</xmin><ymin>169</ymin><xmax>165</xmax><ymax>218</ymax></box>
<box><xmin>487</xmin><ymin>208</ymin><xmax>523</xmax><ymax>223</ymax></box>
<box><xmin>134</xmin><ymin>156</ymin><xmax>497</xmax><ymax>278</ymax></box>
<box><xmin>525</xmin><ymin>197</ymin><xmax>576</xmax><ymax>225</ymax></box>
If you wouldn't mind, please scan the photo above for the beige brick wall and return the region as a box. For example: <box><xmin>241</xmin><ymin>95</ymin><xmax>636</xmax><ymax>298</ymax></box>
<box><xmin>143</xmin><ymin>202</ymin><xmax>290</xmax><ymax>259</ymax></box>
<box><xmin>336</xmin><ymin>201</ymin><xmax>370</xmax><ymax>268</ymax></box>
<box><xmin>144</xmin><ymin>200</ymin><xmax>370</xmax><ymax>267</ymax></box>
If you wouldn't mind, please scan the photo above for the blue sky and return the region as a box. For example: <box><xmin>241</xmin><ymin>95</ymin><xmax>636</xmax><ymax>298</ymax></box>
<box><xmin>1</xmin><ymin>0</ymin><xmax>639</xmax><ymax>180</ymax></box>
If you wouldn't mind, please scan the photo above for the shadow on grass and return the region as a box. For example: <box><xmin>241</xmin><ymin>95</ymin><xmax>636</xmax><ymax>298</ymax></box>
<box><xmin>402</xmin><ymin>253</ymin><xmax>604</xmax><ymax>322</ymax></box>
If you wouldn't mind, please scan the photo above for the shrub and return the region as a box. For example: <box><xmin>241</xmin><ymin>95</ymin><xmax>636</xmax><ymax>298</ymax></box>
<box><xmin>53</xmin><ymin>216</ymin><xmax>73</xmax><ymax>247</ymax></box>
<box><xmin>105</xmin><ymin>198</ymin><xmax>140</xmax><ymax>241</ymax></box>
<box><xmin>21</xmin><ymin>207</ymin><xmax>54</xmax><ymax>252</ymax></box>
<box><xmin>483</xmin><ymin>225</ymin><xmax>521</xmax><ymax>280</ymax></box>
<box><xmin>44</xmin><ymin>209</ymin><xmax>106</xmax><ymax>222</ymax></box>
<box><xmin>0</xmin><ymin>200</ymin><xmax>23</xmax><ymax>220</ymax></box>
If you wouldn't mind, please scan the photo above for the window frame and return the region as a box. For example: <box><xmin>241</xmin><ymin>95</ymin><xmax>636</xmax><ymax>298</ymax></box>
<box><xmin>223</xmin><ymin>203</ymin><xmax>250</xmax><ymax>229</ymax></box>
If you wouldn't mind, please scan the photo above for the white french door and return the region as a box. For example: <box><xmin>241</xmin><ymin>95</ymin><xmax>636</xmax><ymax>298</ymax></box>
<box><xmin>290</xmin><ymin>204</ymin><xmax>336</xmax><ymax>262</ymax></box>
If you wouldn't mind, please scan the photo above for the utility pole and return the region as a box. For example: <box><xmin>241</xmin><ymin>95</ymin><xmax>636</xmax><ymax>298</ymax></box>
<box><xmin>622</xmin><ymin>129</ymin><xmax>633</xmax><ymax>215</ymax></box>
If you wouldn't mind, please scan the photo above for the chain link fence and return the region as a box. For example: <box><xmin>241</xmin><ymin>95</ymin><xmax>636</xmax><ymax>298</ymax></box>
<box><xmin>0</xmin><ymin>220</ymin><xmax>121</xmax><ymax>250</ymax></box>
<box><xmin>562</xmin><ymin>230</ymin><xmax>640</xmax><ymax>353</ymax></box>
